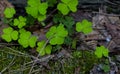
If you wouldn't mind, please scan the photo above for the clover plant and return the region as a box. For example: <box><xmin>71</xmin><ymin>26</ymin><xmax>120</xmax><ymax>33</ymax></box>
<box><xmin>57</xmin><ymin>0</ymin><xmax>78</xmax><ymax>15</ymax></box>
<box><xmin>1</xmin><ymin>27</ymin><xmax>18</xmax><ymax>42</ymax></box>
<box><xmin>4</xmin><ymin>7</ymin><xmax>16</xmax><ymax>18</ymax></box>
<box><xmin>18</xmin><ymin>29</ymin><xmax>37</xmax><ymax>48</ymax></box>
<box><xmin>46</xmin><ymin>24</ymin><xmax>68</xmax><ymax>45</ymax></box>
<box><xmin>26</xmin><ymin>0</ymin><xmax>48</xmax><ymax>21</ymax></box>
<box><xmin>13</xmin><ymin>16</ymin><xmax>26</xmax><ymax>28</ymax></box>
<box><xmin>53</xmin><ymin>15</ymin><xmax>75</xmax><ymax>35</ymax></box>
<box><xmin>37</xmin><ymin>41</ymin><xmax>52</xmax><ymax>56</ymax></box>
<box><xmin>95</xmin><ymin>46</ymin><xmax>109</xmax><ymax>58</ymax></box>
<box><xmin>76</xmin><ymin>19</ymin><xmax>93</xmax><ymax>34</ymax></box>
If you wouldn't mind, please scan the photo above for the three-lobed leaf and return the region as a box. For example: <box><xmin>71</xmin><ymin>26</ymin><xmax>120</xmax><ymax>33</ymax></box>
<box><xmin>4</xmin><ymin>7</ymin><xmax>16</xmax><ymax>18</ymax></box>
<box><xmin>38</xmin><ymin>3</ymin><xmax>48</xmax><ymax>15</ymax></box>
<box><xmin>26</xmin><ymin>0</ymin><xmax>48</xmax><ymax>21</ymax></box>
<box><xmin>57</xmin><ymin>3</ymin><xmax>69</xmax><ymax>15</ymax></box>
<box><xmin>11</xmin><ymin>31</ymin><xmax>18</xmax><ymax>40</ymax></box>
<box><xmin>95</xmin><ymin>46</ymin><xmax>109</xmax><ymax>58</ymax></box>
<box><xmin>1</xmin><ymin>27</ymin><xmax>18</xmax><ymax>42</ymax></box>
<box><xmin>18</xmin><ymin>31</ymin><xmax>37</xmax><ymax>48</ymax></box>
<box><xmin>67</xmin><ymin>0</ymin><xmax>78</xmax><ymax>12</ymax></box>
<box><xmin>14</xmin><ymin>16</ymin><xmax>26</xmax><ymax>28</ymax></box>
<box><xmin>29</xmin><ymin>36</ymin><xmax>37</xmax><ymax>48</ymax></box>
<box><xmin>46</xmin><ymin>24</ymin><xmax>68</xmax><ymax>45</ymax></box>
<box><xmin>37</xmin><ymin>41</ymin><xmax>52</xmax><ymax>56</ymax></box>
<box><xmin>76</xmin><ymin>19</ymin><xmax>93</xmax><ymax>34</ymax></box>
<box><xmin>57</xmin><ymin>0</ymin><xmax>78</xmax><ymax>15</ymax></box>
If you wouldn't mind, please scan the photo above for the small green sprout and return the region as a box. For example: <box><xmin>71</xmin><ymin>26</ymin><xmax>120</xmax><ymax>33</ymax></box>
<box><xmin>46</xmin><ymin>24</ymin><xmax>68</xmax><ymax>45</ymax></box>
<box><xmin>57</xmin><ymin>0</ymin><xmax>78</xmax><ymax>15</ymax></box>
<box><xmin>95</xmin><ymin>46</ymin><xmax>109</xmax><ymax>58</ymax></box>
<box><xmin>18</xmin><ymin>30</ymin><xmax>37</xmax><ymax>48</ymax></box>
<box><xmin>26</xmin><ymin>0</ymin><xmax>48</xmax><ymax>21</ymax></box>
<box><xmin>1</xmin><ymin>27</ymin><xmax>18</xmax><ymax>42</ymax></box>
<box><xmin>36</xmin><ymin>41</ymin><xmax>52</xmax><ymax>56</ymax></box>
<box><xmin>13</xmin><ymin>16</ymin><xmax>26</xmax><ymax>28</ymax></box>
<box><xmin>76</xmin><ymin>19</ymin><xmax>93</xmax><ymax>34</ymax></box>
<box><xmin>4</xmin><ymin>7</ymin><xmax>16</xmax><ymax>18</ymax></box>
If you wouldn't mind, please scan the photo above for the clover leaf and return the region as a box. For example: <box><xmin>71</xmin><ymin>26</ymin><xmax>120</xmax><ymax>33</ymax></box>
<box><xmin>13</xmin><ymin>16</ymin><xmax>26</xmax><ymax>28</ymax></box>
<box><xmin>76</xmin><ymin>19</ymin><xmax>93</xmax><ymax>34</ymax></box>
<box><xmin>95</xmin><ymin>46</ymin><xmax>109</xmax><ymax>58</ymax></box>
<box><xmin>4</xmin><ymin>7</ymin><xmax>16</xmax><ymax>18</ymax></box>
<box><xmin>57</xmin><ymin>3</ymin><xmax>69</xmax><ymax>15</ymax></box>
<box><xmin>57</xmin><ymin>0</ymin><xmax>78</xmax><ymax>15</ymax></box>
<box><xmin>1</xmin><ymin>27</ymin><xmax>18</xmax><ymax>42</ymax></box>
<box><xmin>18</xmin><ymin>30</ymin><xmax>37</xmax><ymax>48</ymax></box>
<box><xmin>46</xmin><ymin>24</ymin><xmax>68</xmax><ymax>45</ymax></box>
<box><xmin>29</xmin><ymin>36</ymin><xmax>38</xmax><ymax>48</ymax></box>
<box><xmin>36</xmin><ymin>41</ymin><xmax>52</xmax><ymax>56</ymax></box>
<box><xmin>26</xmin><ymin>0</ymin><xmax>48</xmax><ymax>21</ymax></box>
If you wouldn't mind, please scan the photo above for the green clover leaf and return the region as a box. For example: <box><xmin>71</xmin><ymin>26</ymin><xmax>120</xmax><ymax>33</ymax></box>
<box><xmin>76</xmin><ymin>19</ymin><xmax>93</xmax><ymax>34</ymax></box>
<box><xmin>46</xmin><ymin>24</ymin><xmax>68</xmax><ymax>45</ymax></box>
<box><xmin>67</xmin><ymin>0</ymin><xmax>78</xmax><ymax>12</ymax></box>
<box><xmin>26</xmin><ymin>0</ymin><xmax>48</xmax><ymax>21</ymax></box>
<box><xmin>11</xmin><ymin>31</ymin><xmax>18</xmax><ymax>40</ymax></box>
<box><xmin>95</xmin><ymin>46</ymin><xmax>109</xmax><ymax>58</ymax></box>
<box><xmin>37</xmin><ymin>41</ymin><xmax>52</xmax><ymax>56</ymax></box>
<box><xmin>57</xmin><ymin>0</ymin><xmax>78</xmax><ymax>15</ymax></box>
<box><xmin>29</xmin><ymin>36</ymin><xmax>37</xmax><ymax>48</ymax></box>
<box><xmin>57</xmin><ymin>3</ymin><xmax>69</xmax><ymax>15</ymax></box>
<box><xmin>4</xmin><ymin>7</ymin><xmax>16</xmax><ymax>18</ymax></box>
<box><xmin>1</xmin><ymin>27</ymin><xmax>18</xmax><ymax>42</ymax></box>
<box><xmin>38</xmin><ymin>2</ymin><xmax>48</xmax><ymax>15</ymax></box>
<box><xmin>1</xmin><ymin>34</ymin><xmax>11</xmax><ymax>42</ymax></box>
<box><xmin>14</xmin><ymin>16</ymin><xmax>26</xmax><ymax>28</ymax></box>
<box><xmin>37</xmin><ymin>15</ymin><xmax>46</xmax><ymax>21</ymax></box>
<box><xmin>45</xmin><ymin>45</ymin><xmax>52</xmax><ymax>54</ymax></box>
<box><xmin>18</xmin><ymin>30</ymin><xmax>37</xmax><ymax>48</ymax></box>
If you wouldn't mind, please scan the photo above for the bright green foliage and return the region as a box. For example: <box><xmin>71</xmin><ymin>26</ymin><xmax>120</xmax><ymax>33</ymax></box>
<box><xmin>1</xmin><ymin>27</ymin><xmax>18</xmax><ymax>42</ymax></box>
<box><xmin>36</xmin><ymin>41</ymin><xmax>52</xmax><ymax>56</ymax></box>
<box><xmin>76</xmin><ymin>19</ymin><xmax>93</xmax><ymax>34</ymax></box>
<box><xmin>95</xmin><ymin>46</ymin><xmax>109</xmax><ymax>58</ymax></box>
<box><xmin>14</xmin><ymin>16</ymin><xmax>26</xmax><ymax>28</ymax></box>
<box><xmin>57</xmin><ymin>0</ymin><xmax>78</xmax><ymax>15</ymax></box>
<box><xmin>4</xmin><ymin>7</ymin><xmax>16</xmax><ymax>18</ymax></box>
<box><xmin>26</xmin><ymin>0</ymin><xmax>48</xmax><ymax>21</ymax></box>
<box><xmin>18</xmin><ymin>30</ymin><xmax>37</xmax><ymax>48</ymax></box>
<box><xmin>47</xmin><ymin>0</ymin><xmax>57</xmax><ymax>7</ymax></box>
<box><xmin>46</xmin><ymin>24</ymin><xmax>68</xmax><ymax>45</ymax></box>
